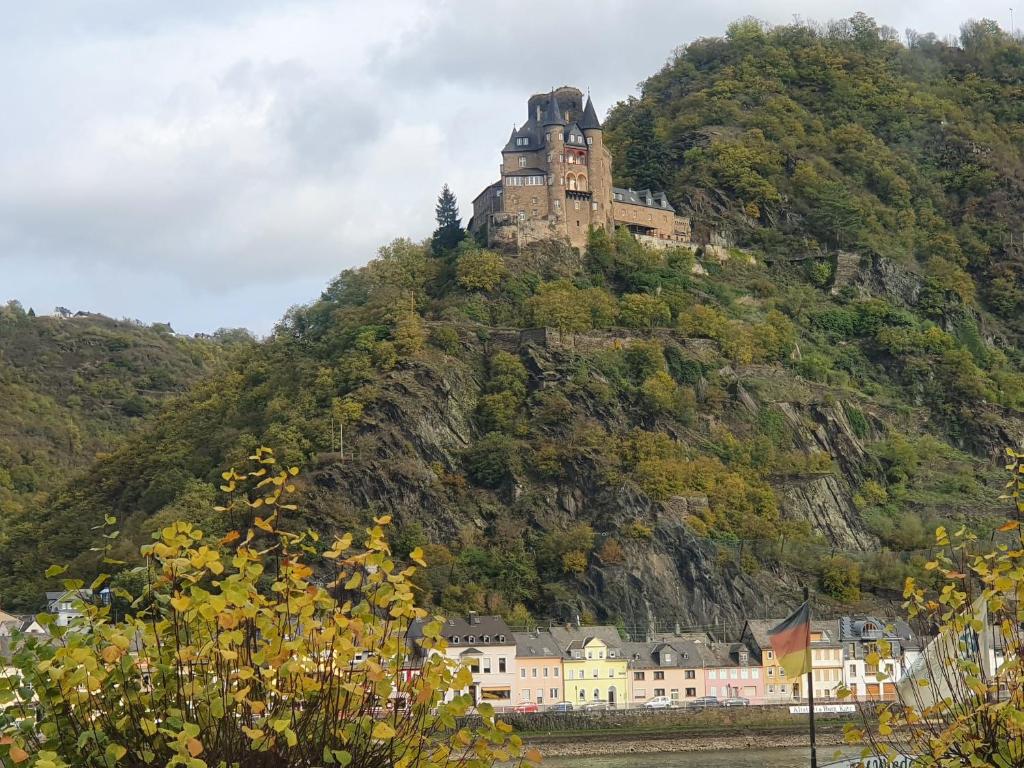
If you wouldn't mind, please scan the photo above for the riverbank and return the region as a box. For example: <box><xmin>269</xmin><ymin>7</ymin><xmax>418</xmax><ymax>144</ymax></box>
<box><xmin>505</xmin><ymin>706</ymin><xmax>856</xmax><ymax>758</ymax></box>
<box><xmin>530</xmin><ymin>730</ymin><xmax>849</xmax><ymax>757</ymax></box>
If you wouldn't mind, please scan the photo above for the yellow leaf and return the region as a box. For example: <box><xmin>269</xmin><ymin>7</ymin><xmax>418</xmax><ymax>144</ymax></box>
<box><xmin>8</xmin><ymin>746</ymin><xmax>29</xmax><ymax>764</ymax></box>
<box><xmin>186</xmin><ymin>738</ymin><xmax>203</xmax><ymax>757</ymax></box>
<box><xmin>100</xmin><ymin>645</ymin><xmax>122</xmax><ymax>664</ymax></box>
<box><xmin>106</xmin><ymin>743</ymin><xmax>127</xmax><ymax>762</ymax></box>
<box><xmin>254</xmin><ymin>517</ymin><xmax>274</xmax><ymax>532</ymax></box>
<box><xmin>170</xmin><ymin>594</ymin><xmax>191</xmax><ymax>612</ymax></box>
<box><xmin>410</xmin><ymin>547</ymin><xmax>427</xmax><ymax>567</ymax></box>
<box><xmin>374</xmin><ymin>515</ymin><xmax>392</xmax><ymax>525</ymax></box>
<box><xmin>345</xmin><ymin>572</ymin><xmax>362</xmax><ymax>590</ymax></box>
<box><xmin>371</xmin><ymin>722</ymin><xmax>396</xmax><ymax>740</ymax></box>
<box><xmin>288</xmin><ymin>466</ymin><xmax>300</xmax><ymax>476</ymax></box>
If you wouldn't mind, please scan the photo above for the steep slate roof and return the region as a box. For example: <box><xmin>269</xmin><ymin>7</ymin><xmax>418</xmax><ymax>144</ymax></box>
<box><xmin>744</xmin><ymin>619</ymin><xmax>842</xmax><ymax>650</ymax></box>
<box><xmin>514</xmin><ymin>630</ymin><xmax>562</xmax><ymax>658</ymax></box>
<box><xmin>620</xmin><ymin>639</ymin><xmax>706</xmax><ymax>669</ymax></box>
<box><xmin>612</xmin><ymin>187</ymin><xmax>676</xmax><ymax>212</ymax></box>
<box><xmin>408</xmin><ymin>615</ymin><xmax>513</xmax><ymax>648</ymax></box>
<box><xmin>579</xmin><ymin>96</ymin><xmax>601</xmax><ymax>131</ymax></box>
<box><xmin>542</xmin><ymin>92</ymin><xmax>566</xmax><ymax>126</ymax></box>
<box><xmin>564</xmin><ymin>122</ymin><xmax>585</xmax><ymax>144</ymax></box>
<box><xmin>546</xmin><ymin>624</ymin><xmax>622</xmax><ymax>652</ymax></box>
<box><xmin>503</xmin><ymin>120</ymin><xmax>541</xmax><ymax>152</ymax></box>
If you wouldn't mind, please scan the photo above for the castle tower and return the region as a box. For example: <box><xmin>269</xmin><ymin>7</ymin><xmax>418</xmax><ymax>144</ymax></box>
<box><xmin>542</xmin><ymin>91</ymin><xmax>566</xmax><ymax>230</ymax></box>
<box><xmin>579</xmin><ymin>94</ymin><xmax>614</xmax><ymax>233</ymax></box>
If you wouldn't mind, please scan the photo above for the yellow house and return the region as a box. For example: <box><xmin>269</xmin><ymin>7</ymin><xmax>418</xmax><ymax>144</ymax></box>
<box><xmin>562</xmin><ymin>637</ymin><xmax>628</xmax><ymax>707</ymax></box>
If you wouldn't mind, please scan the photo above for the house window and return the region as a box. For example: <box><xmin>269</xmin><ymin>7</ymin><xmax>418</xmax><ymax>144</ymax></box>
<box><xmin>544</xmin><ymin>667</ymin><xmax>549</xmax><ymax>677</ymax></box>
<box><xmin>709</xmin><ymin>670</ymin><xmax>717</xmax><ymax>680</ymax></box>
<box><xmin>592</xmin><ymin>202</ymin><xmax>598</xmax><ymax>210</ymax></box>
<box><xmin>523</xmin><ymin>689</ymin><xmax>531</xmax><ymax>700</ymax></box>
<box><xmin>516</xmin><ymin>137</ymin><xmax>528</xmax><ymax>146</ymax></box>
<box><xmin>519</xmin><ymin>156</ymin><xmax>527</xmax><ymax>167</ymax></box>
<box><xmin>483</xmin><ymin>659</ymin><xmax>491</xmax><ymax>674</ymax></box>
<box><xmin>634</xmin><ymin>688</ymin><xmax>646</xmax><ymax>699</ymax></box>
<box><xmin>654</xmin><ymin>671</ymin><xmax>665</xmax><ymax>680</ymax></box>
<box><xmin>741</xmin><ymin>669</ymin><xmax>749</xmax><ymax>679</ymax></box>
<box><xmin>767</xmin><ymin>668</ymin><xmax>774</xmax><ymax>677</ymax></box>
<box><xmin>468</xmin><ymin>636</ymin><xmax>475</xmax><ymax>644</ymax></box>
<box><xmin>499</xmin><ymin>658</ymin><xmax>507</xmax><ymax>673</ymax></box>
<box><xmin>554</xmin><ymin>668</ymin><xmax>559</xmax><ymax>677</ymax></box>
<box><xmin>574</xmin><ymin>201</ymin><xmax>580</xmax><ymax>210</ymax></box>
<box><xmin>593</xmin><ymin>689</ymin><xmax>600</xmax><ymax>701</ymax></box>
<box><xmin>655</xmin><ymin>688</ymin><xmax>665</xmax><ymax>697</ymax></box>
<box><xmin>452</xmin><ymin>636</ymin><xmax>460</xmax><ymax>644</ymax></box>
<box><xmin>521</xmin><ymin>669</ymin><xmax>527</xmax><ymax>678</ymax></box>
<box><xmin>709</xmin><ymin>686</ymin><xmax>717</xmax><ymax>696</ymax></box>
<box><xmin>587</xmin><ymin>651</ymin><xmax>592</xmax><ymax>660</ymax></box>
<box><xmin>498</xmin><ymin>635</ymin><xmax>506</xmax><ymax>642</ymax></box>
<box><xmin>532</xmin><ymin>668</ymin><xmax>538</xmax><ymax>678</ymax></box>
<box><xmin>685</xmin><ymin>670</ymin><xmax>695</xmax><ymax>679</ymax></box>
<box><xmin>587</xmin><ymin>137</ymin><xmax>593</xmax><ymax>145</ymax></box>
<box><xmin>592</xmin><ymin>669</ymin><xmax>598</xmax><ymax>678</ymax></box>
<box><xmin>578</xmin><ymin>690</ymin><xmax>585</xmax><ymax>700</ymax></box>
<box><xmin>753</xmin><ymin>669</ymin><xmax>760</xmax><ymax>679</ymax></box>
<box><xmin>768</xmin><ymin>685</ymin><xmax>775</xmax><ymax>693</ymax></box>
<box><xmin>550</xmin><ymin>688</ymin><xmax>558</xmax><ymax>699</ymax></box>
<box><xmin>634</xmin><ymin>672</ymin><xmax>645</xmax><ymax>681</ymax></box>
<box><xmin>482</xmin><ymin>635</ymin><xmax>490</xmax><ymax>643</ymax></box>
<box><xmin>663</xmin><ymin>653</ymin><xmax>672</xmax><ymax>663</ymax></box>
<box><xmin>537</xmin><ymin>692</ymin><xmax>544</xmax><ymax>704</ymax></box>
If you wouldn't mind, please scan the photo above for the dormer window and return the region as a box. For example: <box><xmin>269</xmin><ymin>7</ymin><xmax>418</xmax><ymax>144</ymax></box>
<box><xmin>516</xmin><ymin>137</ymin><xmax>529</xmax><ymax>147</ymax></box>
<box><xmin>468</xmin><ymin>635</ymin><xmax>475</xmax><ymax>643</ymax></box>
<box><xmin>498</xmin><ymin>634</ymin><xmax>506</xmax><ymax>642</ymax></box>
<box><xmin>483</xmin><ymin>635</ymin><xmax>490</xmax><ymax>643</ymax></box>
<box><xmin>451</xmin><ymin>636</ymin><xmax>460</xmax><ymax>644</ymax></box>
<box><xmin>664</xmin><ymin>653</ymin><xmax>672</xmax><ymax>663</ymax></box>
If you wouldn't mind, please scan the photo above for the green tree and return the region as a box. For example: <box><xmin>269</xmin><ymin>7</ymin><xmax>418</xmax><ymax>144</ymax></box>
<box><xmin>431</xmin><ymin>184</ymin><xmax>465</xmax><ymax>255</ymax></box>
<box><xmin>619</xmin><ymin>293</ymin><xmax>671</xmax><ymax>328</ymax></box>
<box><xmin>456</xmin><ymin>248</ymin><xmax>506</xmax><ymax>292</ymax></box>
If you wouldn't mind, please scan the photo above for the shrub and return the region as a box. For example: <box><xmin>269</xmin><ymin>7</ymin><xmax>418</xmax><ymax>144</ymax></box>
<box><xmin>430</xmin><ymin>326</ymin><xmax>461</xmax><ymax>353</ymax></box>
<box><xmin>821</xmin><ymin>555</ymin><xmax>862</xmax><ymax>601</ymax></box>
<box><xmin>0</xmin><ymin>449</ymin><xmax>534</xmax><ymax>768</ymax></box>
<box><xmin>464</xmin><ymin>433</ymin><xmax>521</xmax><ymax>488</ymax></box>
<box><xmin>619</xmin><ymin>293</ymin><xmax>672</xmax><ymax>328</ymax></box>
<box><xmin>456</xmin><ymin>248</ymin><xmax>506</xmax><ymax>291</ymax></box>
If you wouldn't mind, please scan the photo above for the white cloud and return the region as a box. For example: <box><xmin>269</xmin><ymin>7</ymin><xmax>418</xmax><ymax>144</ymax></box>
<box><xmin>0</xmin><ymin>0</ymin><xmax>1009</xmax><ymax>333</ymax></box>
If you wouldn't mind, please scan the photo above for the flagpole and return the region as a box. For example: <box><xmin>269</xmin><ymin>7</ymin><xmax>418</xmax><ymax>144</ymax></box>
<box><xmin>804</xmin><ymin>586</ymin><xmax>818</xmax><ymax>768</ymax></box>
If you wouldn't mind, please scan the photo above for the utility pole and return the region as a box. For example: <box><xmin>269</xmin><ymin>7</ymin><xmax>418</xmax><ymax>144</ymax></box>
<box><xmin>805</xmin><ymin>585</ymin><xmax>818</xmax><ymax>768</ymax></box>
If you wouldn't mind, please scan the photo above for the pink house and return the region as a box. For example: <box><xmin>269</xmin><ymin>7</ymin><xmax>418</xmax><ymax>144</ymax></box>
<box><xmin>702</xmin><ymin>642</ymin><xmax>765</xmax><ymax>704</ymax></box>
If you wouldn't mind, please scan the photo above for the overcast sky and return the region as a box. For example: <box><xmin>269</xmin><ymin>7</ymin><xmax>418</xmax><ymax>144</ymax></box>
<box><xmin>0</xmin><ymin>1</ymin><xmax>1012</xmax><ymax>335</ymax></box>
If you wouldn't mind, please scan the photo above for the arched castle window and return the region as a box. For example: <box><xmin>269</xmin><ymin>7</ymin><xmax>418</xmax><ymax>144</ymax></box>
<box><xmin>567</xmin><ymin>174</ymin><xmax>577</xmax><ymax>191</ymax></box>
<box><xmin>577</xmin><ymin>175</ymin><xmax>587</xmax><ymax>192</ymax></box>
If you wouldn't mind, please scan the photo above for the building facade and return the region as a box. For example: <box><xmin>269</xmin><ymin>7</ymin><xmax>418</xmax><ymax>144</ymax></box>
<box><xmin>840</xmin><ymin>616</ymin><xmax>920</xmax><ymax>701</ymax></box>
<box><xmin>623</xmin><ymin>640</ymin><xmax>706</xmax><ymax>705</ymax></box>
<box><xmin>435</xmin><ymin>615</ymin><xmax>517</xmax><ymax>706</ymax></box>
<box><xmin>513</xmin><ymin>630</ymin><xmax>564</xmax><ymax>706</ymax></box>
<box><xmin>470</xmin><ymin>86</ymin><xmax>690</xmax><ymax>250</ymax></box>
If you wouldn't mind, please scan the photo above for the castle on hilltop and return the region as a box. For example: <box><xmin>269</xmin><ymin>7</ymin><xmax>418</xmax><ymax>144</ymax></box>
<box><xmin>469</xmin><ymin>86</ymin><xmax>691</xmax><ymax>250</ymax></box>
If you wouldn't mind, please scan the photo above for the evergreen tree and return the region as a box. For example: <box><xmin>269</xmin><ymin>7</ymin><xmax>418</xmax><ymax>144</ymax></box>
<box><xmin>431</xmin><ymin>184</ymin><xmax>465</xmax><ymax>255</ymax></box>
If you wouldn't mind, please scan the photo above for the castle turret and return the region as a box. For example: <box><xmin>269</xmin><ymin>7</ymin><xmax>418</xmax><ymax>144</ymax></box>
<box><xmin>543</xmin><ymin>91</ymin><xmax>566</xmax><ymax>224</ymax></box>
<box><xmin>580</xmin><ymin>95</ymin><xmax>614</xmax><ymax>232</ymax></box>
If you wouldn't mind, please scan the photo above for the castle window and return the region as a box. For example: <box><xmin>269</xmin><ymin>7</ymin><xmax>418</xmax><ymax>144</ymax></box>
<box><xmin>519</xmin><ymin>156</ymin><xmax>527</xmax><ymax>168</ymax></box>
<box><xmin>574</xmin><ymin>201</ymin><xmax>580</xmax><ymax>210</ymax></box>
<box><xmin>592</xmin><ymin>202</ymin><xmax>598</xmax><ymax>211</ymax></box>
<box><xmin>516</xmin><ymin>137</ymin><xmax>529</xmax><ymax>147</ymax></box>
<box><xmin>587</xmin><ymin>137</ymin><xmax>593</xmax><ymax>145</ymax></box>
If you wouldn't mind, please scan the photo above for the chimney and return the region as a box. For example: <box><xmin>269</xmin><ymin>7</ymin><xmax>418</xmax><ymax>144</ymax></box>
<box><xmin>674</xmin><ymin>622</ymin><xmax>681</xmax><ymax>636</ymax></box>
<box><xmin>468</xmin><ymin>611</ymin><xmax>479</xmax><ymax>625</ymax></box>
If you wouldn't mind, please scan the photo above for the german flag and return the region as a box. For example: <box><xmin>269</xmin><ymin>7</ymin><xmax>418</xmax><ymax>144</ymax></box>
<box><xmin>769</xmin><ymin>601</ymin><xmax>811</xmax><ymax>679</ymax></box>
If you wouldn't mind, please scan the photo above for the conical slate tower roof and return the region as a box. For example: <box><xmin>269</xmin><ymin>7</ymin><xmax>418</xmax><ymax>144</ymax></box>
<box><xmin>542</xmin><ymin>92</ymin><xmax>566</xmax><ymax>126</ymax></box>
<box><xmin>579</xmin><ymin>95</ymin><xmax>601</xmax><ymax>130</ymax></box>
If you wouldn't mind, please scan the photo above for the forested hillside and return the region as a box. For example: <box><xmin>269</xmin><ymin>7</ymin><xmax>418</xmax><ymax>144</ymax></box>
<box><xmin>0</xmin><ymin>304</ymin><xmax>244</xmax><ymax>601</ymax></box>
<box><xmin>3</xmin><ymin>15</ymin><xmax>1024</xmax><ymax>635</ymax></box>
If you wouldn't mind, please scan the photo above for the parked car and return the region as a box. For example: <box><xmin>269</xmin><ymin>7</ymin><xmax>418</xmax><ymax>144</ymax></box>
<box><xmin>582</xmin><ymin>700</ymin><xmax>609</xmax><ymax>711</ymax></box>
<box><xmin>642</xmin><ymin>696</ymin><xmax>675</xmax><ymax>709</ymax></box>
<box><xmin>686</xmin><ymin>696</ymin><xmax>721</xmax><ymax>708</ymax></box>
<box><xmin>513</xmin><ymin>702</ymin><xmax>539</xmax><ymax>713</ymax></box>
<box><xmin>720</xmin><ymin>697</ymin><xmax>750</xmax><ymax>707</ymax></box>
<box><xmin>547</xmin><ymin>701</ymin><xmax>574</xmax><ymax>712</ymax></box>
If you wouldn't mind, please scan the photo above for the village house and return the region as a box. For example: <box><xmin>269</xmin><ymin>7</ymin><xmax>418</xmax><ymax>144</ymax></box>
<box><xmin>622</xmin><ymin>639</ymin><xmax>706</xmax><ymax>706</ymax></box>
<box><xmin>702</xmin><ymin>641</ymin><xmax>764</xmax><ymax>703</ymax></box>
<box><xmin>741</xmin><ymin>619</ymin><xmax>843</xmax><ymax>702</ymax></box>
<box><xmin>548</xmin><ymin>625</ymin><xmax>628</xmax><ymax>707</ymax></box>
<box><xmin>427</xmin><ymin>614</ymin><xmax>517</xmax><ymax>707</ymax></box>
<box><xmin>469</xmin><ymin>86</ymin><xmax>692</xmax><ymax>251</ymax></box>
<box><xmin>513</xmin><ymin>629</ymin><xmax>564</xmax><ymax>706</ymax></box>
<box><xmin>840</xmin><ymin>615</ymin><xmax>920</xmax><ymax>701</ymax></box>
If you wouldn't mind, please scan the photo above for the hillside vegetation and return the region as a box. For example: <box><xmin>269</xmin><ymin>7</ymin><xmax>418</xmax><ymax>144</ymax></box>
<box><xmin>0</xmin><ymin>304</ymin><xmax>241</xmax><ymax>596</ymax></box>
<box><xmin>3</xmin><ymin>15</ymin><xmax>1024</xmax><ymax>634</ymax></box>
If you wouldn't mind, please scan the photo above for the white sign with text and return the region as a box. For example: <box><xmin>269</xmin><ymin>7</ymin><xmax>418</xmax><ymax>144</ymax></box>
<box><xmin>821</xmin><ymin>755</ymin><xmax>916</xmax><ymax>768</ymax></box>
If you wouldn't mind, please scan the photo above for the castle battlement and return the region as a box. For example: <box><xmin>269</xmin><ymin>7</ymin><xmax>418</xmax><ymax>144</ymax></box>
<box><xmin>469</xmin><ymin>87</ymin><xmax>690</xmax><ymax>250</ymax></box>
